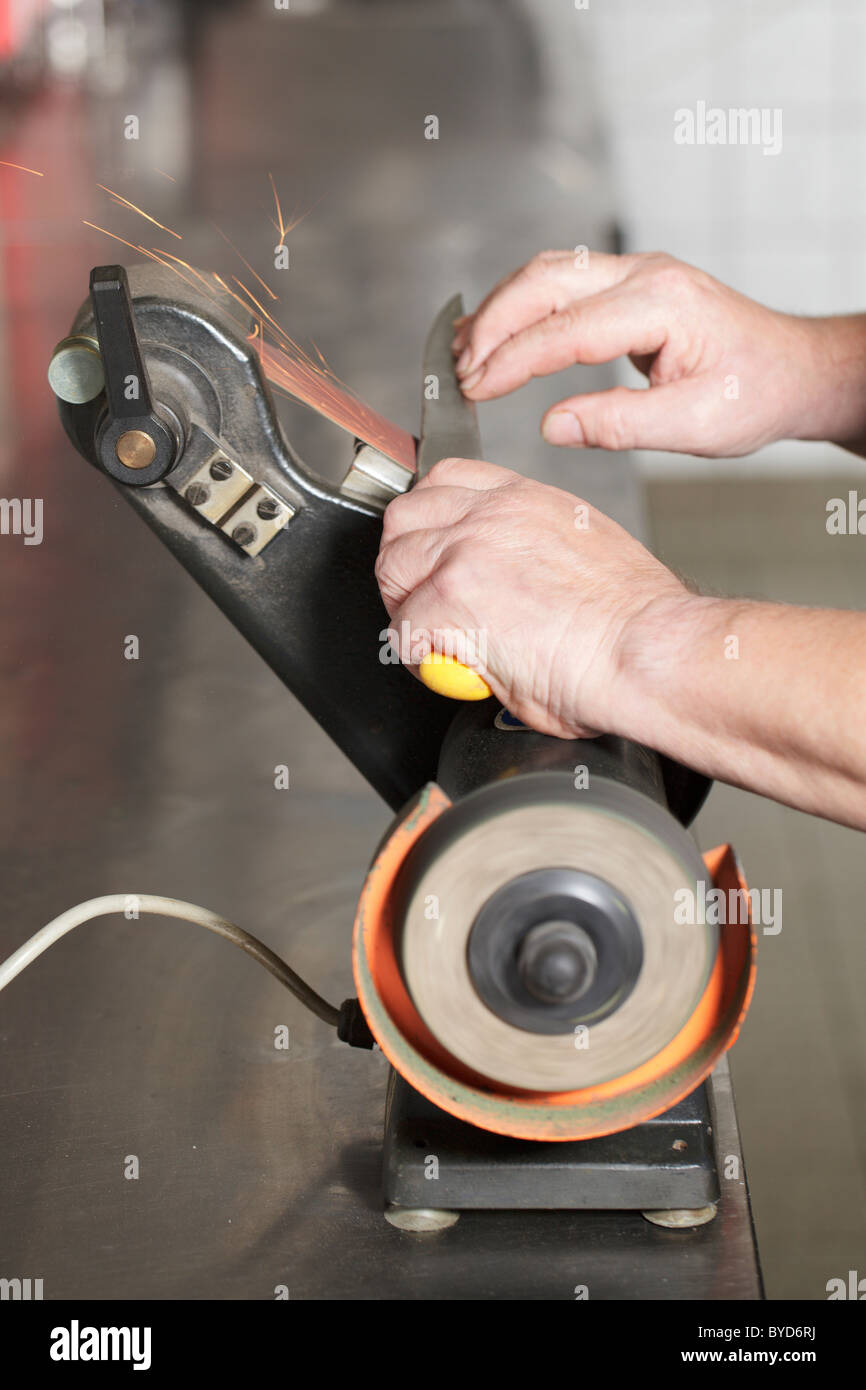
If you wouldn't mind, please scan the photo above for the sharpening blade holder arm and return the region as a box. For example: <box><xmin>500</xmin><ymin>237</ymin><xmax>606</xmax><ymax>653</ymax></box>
<box><xmin>51</xmin><ymin>263</ymin><xmax>456</xmax><ymax>810</ymax></box>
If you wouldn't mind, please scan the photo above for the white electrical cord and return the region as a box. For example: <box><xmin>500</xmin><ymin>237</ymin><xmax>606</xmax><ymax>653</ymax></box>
<box><xmin>0</xmin><ymin>894</ymin><xmax>341</xmax><ymax>1025</ymax></box>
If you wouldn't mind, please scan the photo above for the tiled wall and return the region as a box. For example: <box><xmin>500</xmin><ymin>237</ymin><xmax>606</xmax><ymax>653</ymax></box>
<box><xmin>525</xmin><ymin>0</ymin><xmax>866</xmax><ymax>474</ymax></box>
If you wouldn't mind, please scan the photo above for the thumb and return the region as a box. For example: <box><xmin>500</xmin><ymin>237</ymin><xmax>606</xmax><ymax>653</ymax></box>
<box><xmin>542</xmin><ymin>378</ymin><xmax>717</xmax><ymax>454</ymax></box>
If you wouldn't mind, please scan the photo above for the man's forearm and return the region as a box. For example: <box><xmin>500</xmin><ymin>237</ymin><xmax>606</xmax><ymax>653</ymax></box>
<box><xmin>796</xmin><ymin>312</ymin><xmax>866</xmax><ymax>457</ymax></box>
<box><xmin>616</xmin><ymin>594</ymin><xmax>866</xmax><ymax>828</ymax></box>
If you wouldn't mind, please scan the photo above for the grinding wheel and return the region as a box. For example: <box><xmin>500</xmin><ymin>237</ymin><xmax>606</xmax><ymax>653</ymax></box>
<box><xmin>352</xmin><ymin>775</ymin><xmax>756</xmax><ymax>1141</ymax></box>
<box><xmin>395</xmin><ymin>776</ymin><xmax>716</xmax><ymax>1092</ymax></box>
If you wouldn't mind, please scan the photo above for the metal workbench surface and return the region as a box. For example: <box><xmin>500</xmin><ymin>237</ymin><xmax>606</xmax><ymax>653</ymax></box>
<box><xmin>0</xmin><ymin>0</ymin><xmax>760</xmax><ymax>1299</ymax></box>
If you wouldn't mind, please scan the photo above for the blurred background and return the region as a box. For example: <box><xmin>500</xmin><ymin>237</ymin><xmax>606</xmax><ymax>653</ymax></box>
<box><xmin>0</xmin><ymin>0</ymin><xmax>863</xmax><ymax>1299</ymax></box>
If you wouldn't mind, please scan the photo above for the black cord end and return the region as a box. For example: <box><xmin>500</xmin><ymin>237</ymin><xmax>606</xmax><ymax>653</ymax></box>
<box><xmin>337</xmin><ymin>998</ymin><xmax>376</xmax><ymax>1049</ymax></box>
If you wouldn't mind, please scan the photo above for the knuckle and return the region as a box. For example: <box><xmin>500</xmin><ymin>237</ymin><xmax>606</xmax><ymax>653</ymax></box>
<box><xmin>380</xmin><ymin>495</ymin><xmax>406</xmax><ymax>541</ymax></box>
<box><xmin>688</xmin><ymin>389</ymin><xmax>719</xmax><ymax>441</ymax></box>
<box><xmin>552</xmin><ymin>302</ymin><xmax>582</xmax><ymax>336</ymax></box>
<box><xmin>594</xmin><ymin>396</ymin><xmax>633</xmax><ymax>451</ymax></box>
<box><xmin>426</xmin><ymin>456</ymin><xmax>459</xmax><ymax>483</ymax></box>
<box><xmin>637</xmin><ymin>250</ymin><xmax>677</xmax><ymax>272</ymax></box>
<box><xmin>525</xmin><ymin>249</ymin><xmax>566</xmax><ymax>278</ymax></box>
<box><xmin>431</xmin><ymin>549</ymin><xmax>472</xmax><ymax>605</ymax></box>
<box><xmin>493</xmin><ymin>477</ymin><xmax>529</xmax><ymax>511</ymax></box>
<box><xmin>643</xmin><ymin>253</ymin><xmax>692</xmax><ymax>296</ymax></box>
<box><xmin>373</xmin><ymin>544</ymin><xmax>392</xmax><ymax>584</ymax></box>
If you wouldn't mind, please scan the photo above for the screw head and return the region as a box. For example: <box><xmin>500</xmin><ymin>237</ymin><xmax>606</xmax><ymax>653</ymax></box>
<box><xmin>256</xmin><ymin>496</ymin><xmax>281</xmax><ymax>520</ymax></box>
<box><xmin>185</xmin><ymin>482</ymin><xmax>210</xmax><ymax>507</ymax></box>
<box><xmin>209</xmin><ymin>457</ymin><xmax>233</xmax><ymax>481</ymax></box>
<box><xmin>232</xmin><ymin>523</ymin><xmax>257</xmax><ymax>547</ymax></box>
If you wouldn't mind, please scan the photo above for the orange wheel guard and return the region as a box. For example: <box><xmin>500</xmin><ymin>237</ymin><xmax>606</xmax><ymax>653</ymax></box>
<box><xmin>352</xmin><ymin>783</ymin><xmax>757</xmax><ymax>1141</ymax></box>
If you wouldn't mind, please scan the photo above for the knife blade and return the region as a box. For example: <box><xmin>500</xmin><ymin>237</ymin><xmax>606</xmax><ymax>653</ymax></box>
<box><xmin>416</xmin><ymin>292</ymin><xmax>482</xmax><ymax>477</ymax></box>
<box><xmin>415</xmin><ymin>293</ymin><xmax>492</xmax><ymax>700</ymax></box>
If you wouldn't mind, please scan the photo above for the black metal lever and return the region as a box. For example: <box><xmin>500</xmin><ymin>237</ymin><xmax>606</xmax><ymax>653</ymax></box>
<box><xmin>89</xmin><ymin>265</ymin><xmax>178</xmax><ymax>486</ymax></box>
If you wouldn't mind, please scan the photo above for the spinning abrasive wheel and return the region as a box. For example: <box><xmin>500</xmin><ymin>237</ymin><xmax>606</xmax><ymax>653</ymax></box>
<box><xmin>354</xmin><ymin>767</ymin><xmax>754</xmax><ymax>1144</ymax></box>
<box><xmin>398</xmin><ymin>777</ymin><xmax>715</xmax><ymax>1093</ymax></box>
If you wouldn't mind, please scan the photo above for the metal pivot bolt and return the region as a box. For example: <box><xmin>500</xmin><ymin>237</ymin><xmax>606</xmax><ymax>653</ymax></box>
<box><xmin>116</xmin><ymin>429</ymin><xmax>157</xmax><ymax>470</ymax></box>
<box><xmin>517</xmin><ymin>921</ymin><xmax>597</xmax><ymax>1005</ymax></box>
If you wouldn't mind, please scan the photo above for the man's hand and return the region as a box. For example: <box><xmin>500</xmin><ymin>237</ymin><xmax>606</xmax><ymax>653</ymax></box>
<box><xmin>376</xmin><ymin>454</ymin><xmax>866</xmax><ymax>828</ymax></box>
<box><xmin>375</xmin><ymin>456</ymin><xmax>686</xmax><ymax>738</ymax></box>
<box><xmin>376</xmin><ymin>250</ymin><xmax>866</xmax><ymax>827</ymax></box>
<box><xmin>452</xmin><ymin>250</ymin><xmax>866</xmax><ymax>458</ymax></box>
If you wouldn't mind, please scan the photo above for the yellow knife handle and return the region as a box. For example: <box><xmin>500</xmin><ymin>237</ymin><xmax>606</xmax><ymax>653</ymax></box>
<box><xmin>419</xmin><ymin>653</ymin><xmax>492</xmax><ymax>701</ymax></box>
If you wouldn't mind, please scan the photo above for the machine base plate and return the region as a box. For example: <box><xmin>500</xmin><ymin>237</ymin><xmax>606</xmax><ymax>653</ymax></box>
<box><xmin>383</xmin><ymin>1069</ymin><xmax>719</xmax><ymax>1214</ymax></box>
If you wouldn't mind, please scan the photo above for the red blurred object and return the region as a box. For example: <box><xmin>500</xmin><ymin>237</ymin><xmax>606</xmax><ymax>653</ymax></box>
<box><xmin>0</xmin><ymin>1</ymin><xmax>45</xmax><ymax>62</ymax></box>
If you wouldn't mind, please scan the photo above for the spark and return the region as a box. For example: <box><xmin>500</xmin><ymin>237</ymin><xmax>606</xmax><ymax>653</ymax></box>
<box><xmin>96</xmin><ymin>184</ymin><xmax>183</xmax><ymax>240</ymax></box>
<box><xmin>0</xmin><ymin>160</ymin><xmax>44</xmax><ymax>177</ymax></box>
<box><xmin>230</xmin><ymin>275</ymin><xmax>290</xmax><ymax>339</ymax></box>
<box><xmin>213</xmin><ymin>224</ymin><xmax>278</xmax><ymax>301</ymax></box>
<box><xmin>269</xmin><ymin>172</ymin><xmax>288</xmax><ymax>246</ymax></box>
<box><xmin>84</xmin><ymin>179</ymin><xmax>417</xmax><ymax>471</ymax></box>
<box><xmin>154</xmin><ymin>169</ymin><xmax>177</xmax><ymax>182</ymax></box>
<box><xmin>309</xmin><ymin>338</ymin><xmax>328</xmax><ymax>369</ymax></box>
<box><xmin>211</xmin><ymin>270</ymin><xmax>267</xmax><ymax>322</ymax></box>
<box><xmin>267</xmin><ymin>173</ymin><xmax>321</xmax><ymax>244</ymax></box>
<box><xmin>82</xmin><ymin>221</ymin><xmax>154</xmax><ymax>257</ymax></box>
<box><xmin>255</xmin><ymin>336</ymin><xmax>416</xmax><ymax>470</ymax></box>
<box><xmin>146</xmin><ymin>248</ymin><xmax>211</xmax><ymax>297</ymax></box>
<box><xmin>153</xmin><ymin>250</ymin><xmax>215</xmax><ymax>293</ymax></box>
